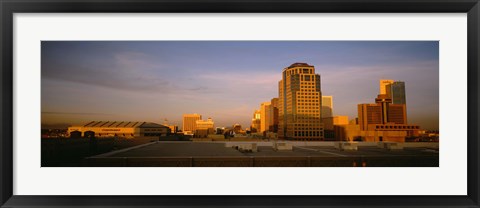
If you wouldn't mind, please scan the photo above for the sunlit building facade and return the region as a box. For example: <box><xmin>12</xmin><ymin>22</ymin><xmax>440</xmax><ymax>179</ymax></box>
<box><xmin>251</xmin><ymin>109</ymin><xmax>261</xmax><ymax>133</ymax></box>
<box><xmin>278</xmin><ymin>63</ymin><xmax>324</xmax><ymax>140</ymax></box>
<box><xmin>260</xmin><ymin>101</ymin><xmax>271</xmax><ymax>133</ymax></box>
<box><xmin>358</xmin><ymin>94</ymin><xmax>408</xmax><ymax>131</ymax></box>
<box><xmin>195</xmin><ymin>117</ymin><xmax>215</xmax><ymax>137</ymax></box>
<box><xmin>182</xmin><ymin>114</ymin><xmax>201</xmax><ymax>134</ymax></box>
<box><xmin>358</xmin><ymin>103</ymin><xmax>383</xmax><ymax>131</ymax></box>
<box><xmin>321</xmin><ymin>96</ymin><xmax>333</xmax><ymax>118</ymax></box>
<box><xmin>346</xmin><ymin>79</ymin><xmax>419</xmax><ymax>142</ymax></box>
<box><xmin>379</xmin><ymin>79</ymin><xmax>394</xmax><ymax>95</ymax></box>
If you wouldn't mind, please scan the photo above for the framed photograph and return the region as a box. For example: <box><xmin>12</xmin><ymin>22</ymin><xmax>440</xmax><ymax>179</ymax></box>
<box><xmin>1</xmin><ymin>0</ymin><xmax>479</xmax><ymax>207</ymax></box>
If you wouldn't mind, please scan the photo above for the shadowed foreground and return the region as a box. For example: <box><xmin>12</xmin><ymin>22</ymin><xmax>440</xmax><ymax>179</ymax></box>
<box><xmin>82</xmin><ymin>141</ymin><xmax>438</xmax><ymax>167</ymax></box>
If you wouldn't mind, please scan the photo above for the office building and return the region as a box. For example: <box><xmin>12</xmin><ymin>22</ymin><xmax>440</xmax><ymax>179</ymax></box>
<box><xmin>196</xmin><ymin>118</ymin><xmax>214</xmax><ymax>130</ymax></box>
<box><xmin>260</xmin><ymin>102</ymin><xmax>271</xmax><ymax>133</ymax></box>
<box><xmin>358</xmin><ymin>94</ymin><xmax>407</xmax><ymax>130</ymax></box>
<box><xmin>358</xmin><ymin>103</ymin><xmax>384</xmax><ymax>131</ymax></box>
<box><xmin>278</xmin><ymin>62</ymin><xmax>324</xmax><ymax>140</ymax></box>
<box><xmin>322</xmin><ymin>115</ymin><xmax>349</xmax><ymax>140</ymax></box>
<box><xmin>182</xmin><ymin>114</ymin><xmax>201</xmax><ymax>134</ymax></box>
<box><xmin>321</xmin><ymin>96</ymin><xmax>333</xmax><ymax>118</ymax></box>
<box><xmin>195</xmin><ymin>117</ymin><xmax>215</xmax><ymax>137</ymax></box>
<box><xmin>387</xmin><ymin>81</ymin><xmax>406</xmax><ymax>105</ymax></box>
<box><xmin>342</xmin><ymin>79</ymin><xmax>418</xmax><ymax>142</ymax></box>
<box><xmin>388</xmin><ymin>104</ymin><xmax>407</xmax><ymax>124</ymax></box>
<box><xmin>269</xmin><ymin>98</ymin><xmax>279</xmax><ymax>133</ymax></box>
<box><xmin>251</xmin><ymin>109</ymin><xmax>261</xmax><ymax>133</ymax></box>
<box><xmin>379</xmin><ymin>79</ymin><xmax>394</xmax><ymax>95</ymax></box>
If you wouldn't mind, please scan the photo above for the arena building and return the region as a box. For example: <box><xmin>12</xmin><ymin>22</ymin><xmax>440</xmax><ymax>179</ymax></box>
<box><xmin>67</xmin><ymin>121</ymin><xmax>170</xmax><ymax>138</ymax></box>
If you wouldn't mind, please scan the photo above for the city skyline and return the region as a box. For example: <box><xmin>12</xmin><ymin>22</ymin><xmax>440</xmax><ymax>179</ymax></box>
<box><xmin>41</xmin><ymin>41</ymin><xmax>439</xmax><ymax>130</ymax></box>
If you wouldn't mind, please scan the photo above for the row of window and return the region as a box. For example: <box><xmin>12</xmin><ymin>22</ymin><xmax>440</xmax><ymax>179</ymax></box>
<box><xmin>97</xmin><ymin>133</ymin><xmax>135</xmax><ymax>137</ymax></box>
<box><xmin>297</xmin><ymin>100</ymin><xmax>319</xmax><ymax>103</ymax></box>
<box><xmin>300</xmin><ymin>82</ymin><xmax>315</xmax><ymax>85</ymax></box>
<box><xmin>286</xmin><ymin>68</ymin><xmax>314</xmax><ymax>75</ymax></box>
<box><xmin>295</xmin><ymin>128</ymin><xmax>323</xmax><ymax>130</ymax></box>
<box><xmin>143</xmin><ymin>128</ymin><xmax>164</xmax><ymax>132</ymax></box>
<box><xmin>375</xmin><ymin>125</ymin><xmax>419</xmax><ymax>129</ymax></box>
<box><xmin>298</xmin><ymin>96</ymin><xmax>319</xmax><ymax>99</ymax></box>
<box><xmin>294</xmin><ymin>131</ymin><xmax>323</xmax><ymax>137</ymax></box>
<box><xmin>298</xmin><ymin>106</ymin><xmax>319</xmax><ymax>109</ymax></box>
<box><xmin>298</xmin><ymin>92</ymin><xmax>318</xmax><ymax>95</ymax></box>
<box><xmin>295</xmin><ymin>123</ymin><xmax>321</xmax><ymax>126</ymax></box>
<box><xmin>297</xmin><ymin>110</ymin><xmax>319</xmax><ymax>113</ymax></box>
<box><xmin>296</xmin><ymin>117</ymin><xmax>321</xmax><ymax>120</ymax></box>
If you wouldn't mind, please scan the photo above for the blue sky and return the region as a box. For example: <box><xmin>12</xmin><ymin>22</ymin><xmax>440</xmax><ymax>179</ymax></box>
<box><xmin>41</xmin><ymin>41</ymin><xmax>439</xmax><ymax>130</ymax></box>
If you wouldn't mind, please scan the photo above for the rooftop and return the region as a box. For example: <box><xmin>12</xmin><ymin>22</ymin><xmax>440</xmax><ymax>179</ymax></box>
<box><xmin>85</xmin><ymin>141</ymin><xmax>439</xmax><ymax>167</ymax></box>
<box><xmin>287</xmin><ymin>62</ymin><xmax>313</xmax><ymax>69</ymax></box>
<box><xmin>79</xmin><ymin>121</ymin><xmax>167</xmax><ymax>128</ymax></box>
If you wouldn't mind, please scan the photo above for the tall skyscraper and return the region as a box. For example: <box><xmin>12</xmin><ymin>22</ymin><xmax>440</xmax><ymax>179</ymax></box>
<box><xmin>321</xmin><ymin>95</ymin><xmax>333</xmax><ymax>118</ymax></box>
<box><xmin>278</xmin><ymin>63</ymin><xmax>324</xmax><ymax>140</ymax></box>
<box><xmin>269</xmin><ymin>98</ymin><xmax>279</xmax><ymax>133</ymax></box>
<box><xmin>260</xmin><ymin>102</ymin><xmax>271</xmax><ymax>133</ymax></box>
<box><xmin>388</xmin><ymin>81</ymin><xmax>406</xmax><ymax>105</ymax></box>
<box><xmin>182</xmin><ymin>113</ymin><xmax>201</xmax><ymax>134</ymax></box>
<box><xmin>379</xmin><ymin>79</ymin><xmax>394</xmax><ymax>95</ymax></box>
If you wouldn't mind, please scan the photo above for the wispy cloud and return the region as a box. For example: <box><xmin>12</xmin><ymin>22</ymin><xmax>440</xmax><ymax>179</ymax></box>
<box><xmin>42</xmin><ymin>112</ymin><xmax>115</xmax><ymax>116</ymax></box>
<box><xmin>198</xmin><ymin>71</ymin><xmax>280</xmax><ymax>86</ymax></box>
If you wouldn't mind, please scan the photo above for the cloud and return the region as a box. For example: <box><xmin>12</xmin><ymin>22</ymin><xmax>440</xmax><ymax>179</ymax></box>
<box><xmin>42</xmin><ymin>112</ymin><xmax>114</xmax><ymax>116</ymax></box>
<box><xmin>42</xmin><ymin>51</ymin><xmax>231</xmax><ymax>97</ymax></box>
<box><xmin>198</xmin><ymin>71</ymin><xmax>280</xmax><ymax>86</ymax></box>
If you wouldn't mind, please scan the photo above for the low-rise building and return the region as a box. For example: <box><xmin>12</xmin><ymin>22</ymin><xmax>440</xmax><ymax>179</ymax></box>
<box><xmin>195</xmin><ymin>118</ymin><xmax>215</xmax><ymax>137</ymax></box>
<box><xmin>67</xmin><ymin>121</ymin><xmax>170</xmax><ymax>138</ymax></box>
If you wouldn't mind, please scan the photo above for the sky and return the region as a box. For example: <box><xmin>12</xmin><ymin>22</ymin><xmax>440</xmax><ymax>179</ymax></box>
<box><xmin>41</xmin><ymin>41</ymin><xmax>439</xmax><ymax>130</ymax></box>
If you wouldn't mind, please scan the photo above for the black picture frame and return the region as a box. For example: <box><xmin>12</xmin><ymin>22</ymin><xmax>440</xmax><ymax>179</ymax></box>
<box><xmin>1</xmin><ymin>0</ymin><xmax>479</xmax><ymax>207</ymax></box>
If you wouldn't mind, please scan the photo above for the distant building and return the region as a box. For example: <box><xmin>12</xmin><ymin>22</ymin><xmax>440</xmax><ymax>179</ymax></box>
<box><xmin>358</xmin><ymin>94</ymin><xmax>407</xmax><ymax>131</ymax></box>
<box><xmin>278</xmin><ymin>62</ymin><xmax>324</xmax><ymax>141</ymax></box>
<box><xmin>168</xmin><ymin>125</ymin><xmax>178</xmax><ymax>134</ymax></box>
<box><xmin>232</xmin><ymin>124</ymin><xmax>243</xmax><ymax>134</ymax></box>
<box><xmin>388</xmin><ymin>104</ymin><xmax>407</xmax><ymax>124</ymax></box>
<box><xmin>215</xmin><ymin>127</ymin><xmax>225</xmax><ymax>135</ymax></box>
<box><xmin>387</xmin><ymin>81</ymin><xmax>406</xmax><ymax>105</ymax></box>
<box><xmin>379</xmin><ymin>79</ymin><xmax>394</xmax><ymax>95</ymax></box>
<box><xmin>250</xmin><ymin>109</ymin><xmax>261</xmax><ymax>133</ymax></box>
<box><xmin>323</xmin><ymin>115</ymin><xmax>349</xmax><ymax>131</ymax></box>
<box><xmin>337</xmin><ymin>79</ymin><xmax>419</xmax><ymax>142</ymax></box>
<box><xmin>67</xmin><ymin>121</ymin><xmax>170</xmax><ymax>138</ymax></box>
<box><xmin>195</xmin><ymin>118</ymin><xmax>215</xmax><ymax>137</ymax></box>
<box><xmin>196</xmin><ymin>118</ymin><xmax>214</xmax><ymax>130</ymax></box>
<box><xmin>335</xmin><ymin>123</ymin><xmax>420</xmax><ymax>142</ymax></box>
<box><xmin>321</xmin><ymin>96</ymin><xmax>333</xmax><ymax>118</ymax></box>
<box><xmin>182</xmin><ymin>114</ymin><xmax>201</xmax><ymax>134</ymax></box>
<box><xmin>260</xmin><ymin>101</ymin><xmax>271</xmax><ymax>133</ymax></box>
<box><xmin>322</xmin><ymin>115</ymin><xmax>349</xmax><ymax>140</ymax></box>
<box><xmin>333</xmin><ymin>116</ymin><xmax>349</xmax><ymax>126</ymax></box>
<box><xmin>269</xmin><ymin>98</ymin><xmax>279</xmax><ymax>133</ymax></box>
